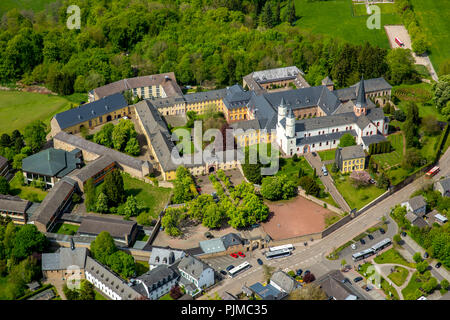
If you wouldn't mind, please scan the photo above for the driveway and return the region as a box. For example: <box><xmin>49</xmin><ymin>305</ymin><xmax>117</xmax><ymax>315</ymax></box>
<box><xmin>304</xmin><ymin>152</ymin><xmax>351</xmax><ymax>212</ymax></box>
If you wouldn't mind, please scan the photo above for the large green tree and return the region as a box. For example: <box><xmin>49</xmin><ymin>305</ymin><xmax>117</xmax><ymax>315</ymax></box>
<box><xmin>23</xmin><ymin>121</ymin><xmax>47</xmax><ymax>153</ymax></box>
<box><xmin>90</xmin><ymin>231</ymin><xmax>117</xmax><ymax>265</ymax></box>
<box><xmin>102</xmin><ymin>170</ymin><xmax>125</xmax><ymax>207</ymax></box>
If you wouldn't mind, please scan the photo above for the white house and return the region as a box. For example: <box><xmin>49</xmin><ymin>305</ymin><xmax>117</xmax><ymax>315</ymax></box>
<box><xmin>177</xmin><ymin>256</ymin><xmax>215</xmax><ymax>296</ymax></box>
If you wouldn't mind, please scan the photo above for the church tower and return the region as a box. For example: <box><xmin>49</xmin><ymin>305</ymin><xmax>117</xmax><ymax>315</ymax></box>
<box><xmin>286</xmin><ymin>106</ymin><xmax>295</xmax><ymax>138</ymax></box>
<box><xmin>278</xmin><ymin>97</ymin><xmax>287</xmax><ymax>123</ymax></box>
<box><xmin>354</xmin><ymin>77</ymin><xmax>367</xmax><ymax>116</ymax></box>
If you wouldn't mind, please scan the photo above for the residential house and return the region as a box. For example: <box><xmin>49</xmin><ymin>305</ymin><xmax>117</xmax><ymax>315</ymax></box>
<box><xmin>199</xmin><ymin>233</ymin><xmax>244</xmax><ymax>257</ymax></box>
<box><xmin>405</xmin><ymin>212</ymin><xmax>429</xmax><ymax>229</ymax></box>
<box><xmin>316</xmin><ymin>270</ymin><xmax>366</xmax><ymax>300</ymax></box>
<box><xmin>133</xmin><ymin>264</ymin><xmax>180</xmax><ymax>300</ymax></box>
<box><xmin>269</xmin><ymin>270</ymin><xmax>299</xmax><ymax>295</ymax></box>
<box><xmin>335</xmin><ymin>145</ymin><xmax>366</xmax><ymax>173</ymax></box>
<box><xmin>434</xmin><ymin>177</ymin><xmax>450</xmax><ymax>197</ymax></box>
<box><xmin>148</xmin><ymin>247</ymin><xmax>185</xmax><ymax>270</ymax></box>
<box><xmin>401</xmin><ymin>195</ymin><xmax>427</xmax><ymax>217</ymax></box>
<box><xmin>247</xmin><ymin>282</ymin><xmax>286</xmax><ymax>300</ymax></box>
<box><xmin>177</xmin><ymin>256</ymin><xmax>215</xmax><ymax>296</ymax></box>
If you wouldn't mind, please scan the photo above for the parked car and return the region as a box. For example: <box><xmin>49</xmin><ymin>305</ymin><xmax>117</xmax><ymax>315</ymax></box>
<box><xmin>379</xmin><ymin>228</ymin><xmax>386</xmax><ymax>234</ymax></box>
<box><xmin>312</xmin><ymin>152</ymin><xmax>317</xmax><ymax>157</ymax></box>
<box><xmin>364</xmin><ymin>285</ymin><xmax>373</xmax><ymax>292</ymax></box>
<box><xmin>230</xmin><ymin>253</ymin><xmax>238</xmax><ymax>258</ymax></box>
<box><xmin>226</xmin><ymin>265</ymin><xmax>234</xmax><ymax>271</ymax></box>
<box><xmin>296</xmin><ymin>269</ymin><xmax>303</xmax><ymax>276</ymax></box>
<box><xmin>304</xmin><ymin>270</ymin><xmax>311</xmax><ymax>275</ymax></box>
<box><xmin>353</xmin><ymin>277</ymin><xmax>363</xmax><ymax>283</ymax></box>
<box><xmin>196</xmin><ymin>187</ymin><xmax>202</xmax><ymax>193</ymax></box>
<box><xmin>435</xmin><ymin>262</ymin><xmax>442</xmax><ymax>268</ymax></box>
<box><xmin>322</xmin><ymin>166</ymin><xmax>328</xmax><ymax>176</ymax></box>
<box><xmin>368</xmin><ymin>234</ymin><xmax>374</xmax><ymax>240</ymax></box>
<box><xmin>342</xmin><ymin>278</ymin><xmax>351</xmax><ymax>284</ymax></box>
<box><xmin>360</xmin><ymin>239</ymin><xmax>366</xmax><ymax>245</ymax></box>
<box><xmin>401</xmin><ymin>232</ymin><xmax>407</xmax><ymax>237</ymax></box>
<box><xmin>238</xmin><ymin>251</ymin><xmax>246</xmax><ymax>258</ymax></box>
<box><xmin>351</xmin><ymin>243</ymin><xmax>357</xmax><ymax>250</ymax></box>
<box><xmin>423</xmin><ymin>252</ymin><xmax>429</xmax><ymax>259</ymax></box>
<box><xmin>257</xmin><ymin>259</ymin><xmax>263</xmax><ymax>266</ymax></box>
<box><xmin>220</xmin><ymin>270</ymin><xmax>227</xmax><ymax>276</ymax></box>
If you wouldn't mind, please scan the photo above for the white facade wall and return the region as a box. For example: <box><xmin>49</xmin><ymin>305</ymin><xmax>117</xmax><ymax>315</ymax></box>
<box><xmin>85</xmin><ymin>271</ymin><xmax>121</xmax><ymax>300</ymax></box>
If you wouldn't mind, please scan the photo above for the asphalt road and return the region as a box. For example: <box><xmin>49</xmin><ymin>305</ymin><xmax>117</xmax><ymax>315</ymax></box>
<box><xmin>199</xmin><ymin>148</ymin><xmax>450</xmax><ymax>299</ymax></box>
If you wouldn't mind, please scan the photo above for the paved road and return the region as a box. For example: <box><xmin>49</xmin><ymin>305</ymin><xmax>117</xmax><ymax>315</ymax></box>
<box><xmin>199</xmin><ymin>148</ymin><xmax>450</xmax><ymax>299</ymax></box>
<box><xmin>304</xmin><ymin>152</ymin><xmax>351</xmax><ymax>212</ymax></box>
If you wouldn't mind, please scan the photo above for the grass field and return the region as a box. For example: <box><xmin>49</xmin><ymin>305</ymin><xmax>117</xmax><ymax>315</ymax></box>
<box><xmin>52</xmin><ymin>223</ymin><xmax>79</xmax><ymax>235</ymax></box>
<box><xmin>0</xmin><ymin>91</ymin><xmax>74</xmax><ymax>135</ymax></box>
<box><xmin>0</xmin><ymin>0</ymin><xmax>54</xmax><ymax>15</ymax></box>
<box><xmin>293</xmin><ymin>0</ymin><xmax>402</xmax><ymax>48</ymax></box>
<box><xmin>328</xmin><ymin>168</ymin><xmax>385</xmax><ymax>210</ymax></box>
<box><xmin>373</xmin><ymin>248</ymin><xmax>415</xmax><ymax>268</ymax></box>
<box><xmin>117</xmin><ymin>173</ymin><xmax>172</xmax><ymax>219</ymax></box>
<box><xmin>317</xmin><ymin>149</ymin><xmax>336</xmax><ymax>161</ymax></box>
<box><xmin>410</xmin><ymin>0</ymin><xmax>450</xmax><ymax>74</ymax></box>
<box><xmin>9</xmin><ymin>173</ymin><xmax>48</xmax><ymax>202</ymax></box>
<box><xmin>387</xmin><ymin>266</ymin><xmax>410</xmax><ymax>287</ymax></box>
<box><xmin>372</xmin><ymin>133</ymin><xmax>404</xmax><ymax>169</ymax></box>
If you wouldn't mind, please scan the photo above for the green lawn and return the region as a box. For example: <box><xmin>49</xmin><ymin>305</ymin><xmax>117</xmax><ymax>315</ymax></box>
<box><xmin>278</xmin><ymin>157</ymin><xmax>339</xmax><ymax>208</ymax></box>
<box><xmin>94</xmin><ymin>290</ymin><xmax>108</xmax><ymax>300</ymax></box>
<box><xmin>352</xmin><ymin>3</ymin><xmax>397</xmax><ymax>16</ymax></box>
<box><xmin>410</xmin><ymin>0</ymin><xmax>450</xmax><ymax>74</ymax></box>
<box><xmin>9</xmin><ymin>173</ymin><xmax>48</xmax><ymax>203</ymax></box>
<box><xmin>317</xmin><ymin>149</ymin><xmax>336</xmax><ymax>162</ymax></box>
<box><xmin>117</xmin><ymin>173</ymin><xmax>172</xmax><ymax>220</ymax></box>
<box><xmin>0</xmin><ymin>0</ymin><xmax>54</xmax><ymax>15</ymax></box>
<box><xmin>357</xmin><ymin>262</ymin><xmax>399</xmax><ymax>300</ymax></box>
<box><xmin>387</xmin><ymin>266</ymin><xmax>410</xmax><ymax>287</ymax></box>
<box><xmin>372</xmin><ymin>133</ymin><xmax>404</xmax><ymax>169</ymax></box>
<box><xmin>373</xmin><ymin>248</ymin><xmax>415</xmax><ymax>268</ymax></box>
<box><xmin>0</xmin><ymin>91</ymin><xmax>76</xmax><ymax>135</ymax></box>
<box><xmin>52</xmin><ymin>223</ymin><xmax>79</xmax><ymax>235</ymax></box>
<box><xmin>328</xmin><ymin>169</ymin><xmax>385</xmax><ymax>210</ymax></box>
<box><xmin>293</xmin><ymin>0</ymin><xmax>402</xmax><ymax>49</ymax></box>
<box><xmin>401</xmin><ymin>271</ymin><xmax>436</xmax><ymax>300</ymax></box>
<box><xmin>159</xmin><ymin>293</ymin><xmax>174</xmax><ymax>300</ymax></box>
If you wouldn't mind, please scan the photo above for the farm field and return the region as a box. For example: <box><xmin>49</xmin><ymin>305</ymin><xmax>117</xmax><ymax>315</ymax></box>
<box><xmin>294</xmin><ymin>0</ymin><xmax>401</xmax><ymax>48</ymax></box>
<box><xmin>0</xmin><ymin>91</ymin><xmax>74</xmax><ymax>135</ymax></box>
<box><xmin>410</xmin><ymin>0</ymin><xmax>450</xmax><ymax>74</ymax></box>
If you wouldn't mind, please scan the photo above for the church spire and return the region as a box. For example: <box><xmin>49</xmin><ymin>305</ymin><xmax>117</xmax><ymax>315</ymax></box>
<box><xmin>356</xmin><ymin>76</ymin><xmax>367</xmax><ymax>108</ymax></box>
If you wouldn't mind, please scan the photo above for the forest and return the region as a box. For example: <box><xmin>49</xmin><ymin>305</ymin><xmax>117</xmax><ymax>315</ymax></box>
<box><xmin>0</xmin><ymin>0</ymin><xmax>420</xmax><ymax>96</ymax></box>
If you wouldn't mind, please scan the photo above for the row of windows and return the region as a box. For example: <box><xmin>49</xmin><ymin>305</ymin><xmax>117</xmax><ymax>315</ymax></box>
<box><xmin>344</xmin><ymin>159</ymin><xmax>363</xmax><ymax>165</ymax></box>
<box><xmin>343</xmin><ymin>165</ymin><xmax>364</xmax><ymax>172</ymax></box>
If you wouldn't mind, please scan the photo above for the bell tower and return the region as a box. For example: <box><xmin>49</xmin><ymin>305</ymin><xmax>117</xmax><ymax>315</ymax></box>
<box><xmin>354</xmin><ymin>77</ymin><xmax>367</xmax><ymax>117</ymax></box>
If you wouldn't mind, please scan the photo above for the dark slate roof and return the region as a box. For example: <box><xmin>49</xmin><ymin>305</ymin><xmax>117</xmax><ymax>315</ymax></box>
<box><xmin>270</xmin><ymin>271</ymin><xmax>298</xmax><ymax>293</ymax></box>
<box><xmin>77</xmin><ymin>216</ymin><xmax>136</xmax><ymax>240</ymax></box>
<box><xmin>85</xmin><ymin>256</ymin><xmax>142</xmax><ymax>300</ymax></box>
<box><xmin>337</xmin><ymin>145</ymin><xmax>366</xmax><ymax>160</ymax></box>
<box><xmin>262</xmin><ymin>86</ymin><xmax>341</xmax><ymax>116</ymax></box>
<box><xmin>294</xmin><ymin>112</ymin><xmax>357</xmax><ymax>132</ymax></box>
<box><xmin>316</xmin><ymin>270</ymin><xmax>366</xmax><ymax>300</ymax></box>
<box><xmin>0</xmin><ymin>194</ymin><xmax>31</xmax><ymax>214</ymax></box>
<box><xmin>222</xmin><ymin>85</ymin><xmax>253</xmax><ymax>110</ymax></box>
<box><xmin>322</xmin><ymin>76</ymin><xmax>334</xmax><ymax>86</ymax></box>
<box><xmin>334</xmin><ymin>78</ymin><xmax>392</xmax><ymax>102</ymax></box>
<box><xmin>22</xmin><ymin>148</ymin><xmax>80</xmax><ymax>178</ymax></box>
<box><xmin>135</xmin><ymin>264</ymin><xmax>179</xmax><ymax>296</ymax></box>
<box><xmin>54</xmin><ymin>93</ymin><xmax>127</xmax><ymax>130</ymax></box>
<box><xmin>70</xmin><ymin>155</ymin><xmax>115</xmax><ymax>184</ymax></box>
<box><xmin>93</xmin><ymin>72</ymin><xmax>182</xmax><ymax>100</ymax></box>
<box><xmin>436</xmin><ymin>177</ymin><xmax>450</xmax><ymax>192</ymax></box>
<box><xmin>53</xmin><ymin>131</ymin><xmax>149</xmax><ymax>172</ymax></box>
<box><xmin>296</xmin><ymin>130</ymin><xmax>357</xmax><ymax>146</ymax></box>
<box><xmin>230</xmin><ymin>119</ymin><xmax>261</xmax><ymax>131</ymax></box>
<box><xmin>407</xmin><ymin>195</ymin><xmax>427</xmax><ymax>211</ymax></box>
<box><xmin>247</xmin><ymin>94</ymin><xmax>278</xmax><ymax>130</ymax></box>
<box><xmin>32</xmin><ymin>177</ymin><xmax>76</xmax><ymax>227</ymax></box>
<box><xmin>41</xmin><ymin>247</ymin><xmax>87</xmax><ymax>271</ymax></box>
<box><xmin>221</xmin><ymin>233</ymin><xmax>243</xmax><ymax>249</ymax></box>
<box><xmin>184</xmin><ymin>88</ymin><xmax>227</xmax><ymax>104</ymax></box>
<box><xmin>149</xmin><ymin>247</ymin><xmax>186</xmax><ymax>266</ymax></box>
<box><xmin>362</xmin><ymin>134</ymin><xmax>387</xmax><ymax>147</ymax></box>
<box><xmin>178</xmin><ymin>256</ymin><xmax>211</xmax><ymax>280</ymax></box>
<box><xmin>356</xmin><ymin>77</ymin><xmax>367</xmax><ymax>108</ymax></box>
<box><xmin>356</xmin><ymin>115</ymin><xmax>371</xmax><ymax>130</ymax></box>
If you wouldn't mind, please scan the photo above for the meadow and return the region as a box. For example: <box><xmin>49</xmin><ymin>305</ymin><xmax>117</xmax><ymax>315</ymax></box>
<box><xmin>410</xmin><ymin>0</ymin><xmax>450</xmax><ymax>74</ymax></box>
<box><xmin>0</xmin><ymin>91</ymin><xmax>77</xmax><ymax>135</ymax></box>
<box><xmin>0</xmin><ymin>0</ymin><xmax>54</xmax><ymax>15</ymax></box>
<box><xmin>294</xmin><ymin>0</ymin><xmax>402</xmax><ymax>49</ymax></box>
